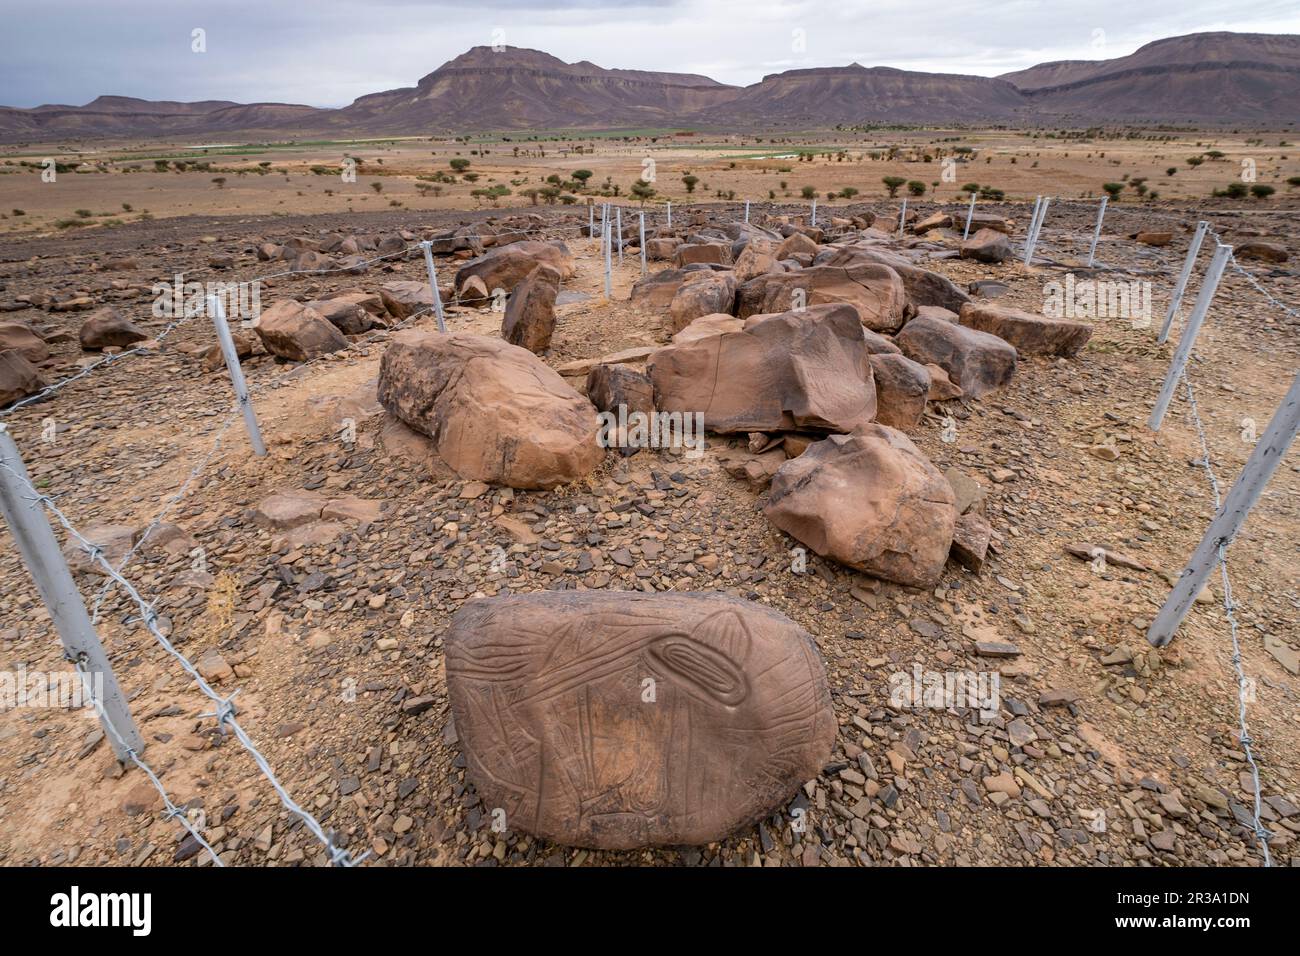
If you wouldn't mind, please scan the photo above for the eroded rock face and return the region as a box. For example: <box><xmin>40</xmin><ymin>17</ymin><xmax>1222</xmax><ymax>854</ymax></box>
<box><xmin>814</xmin><ymin>245</ymin><xmax>971</xmax><ymax>314</ymax></box>
<box><xmin>960</xmin><ymin>228</ymin><xmax>1011</xmax><ymax>264</ymax></box>
<box><xmin>380</xmin><ymin>281</ymin><xmax>436</xmax><ymax>320</ymax></box>
<box><xmin>254</xmin><ymin>301</ymin><xmax>348</xmax><ymax>361</ymax></box>
<box><xmin>586</xmin><ymin>363</ymin><xmax>654</xmax><ymax>416</ymax></box>
<box><xmin>764</xmin><ymin>424</ymin><xmax>957</xmax><ymax>587</ymax></box>
<box><xmin>444</xmin><ymin>590</ymin><xmax>836</xmax><ymax>849</ymax></box>
<box><xmin>649</xmin><ymin>303</ymin><xmax>876</xmax><ymax>434</ymax></box>
<box><xmin>736</xmin><ymin>262</ymin><xmax>908</xmax><ymax>332</ymax></box>
<box><xmin>79</xmin><ymin>307</ymin><xmax>147</xmax><ymax>351</ymax></box>
<box><xmin>674</xmin><ymin>242</ymin><xmax>731</xmax><ymax>267</ymax></box>
<box><xmin>0</xmin><ymin>349</ymin><xmax>46</xmax><ymax>408</ymax></box>
<box><xmin>895</xmin><ymin>313</ymin><xmax>1016</xmax><ymax>400</ymax></box>
<box><xmin>455</xmin><ymin>240</ymin><xmax>575</xmax><ymax>296</ymax></box>
<box><xmin>669</xmin><ymin>272</ymin><xmax>737</xmax><ymax>332</ymax></box>
<box><xmin>0</xmin><ymin>322</ymin><xmax>49</xmax><ymax>363</ymax></box>
<box><xmin>959</xmin><ymin>302</ymin><xmax>1092</xmax><ymax>358</ymax></box>
<box><xmin>869</xmin><ymin>353</ymin><xmax>931</xmax><ymax>431</ymax></box>
<box><xmin>377</xmin><ymin>330</ymin><xmax>601</xmax><ymax>489</ymax></box>
<box><xmin>501</xmin><ymin>264</ymin><xmax>561</xmax><ymax>353</ymax></box>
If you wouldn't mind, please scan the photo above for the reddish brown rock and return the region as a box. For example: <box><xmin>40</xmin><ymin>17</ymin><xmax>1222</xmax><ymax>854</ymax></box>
<box><xmin>649</xmin><ymin>303</ymin><xmax>876</xmax><ymax>434</ymax></box>
<box><xmin>669</xmin><ymin>272</ymin><xmax>737</xmax><ymax>332</ymax></box>
<box><xmin>1235</xmin><ymin>240</ymin><xmax>1288</xmax><ymax>263</ymax></box>
<box><xmin>444</xmin><ymin>590</ymin><xmax>835</xmax><ymax>849</ymax></box>
<box><xmin>913</xmin><ymin>212</ymin><xmax>953</xmax><ymax>233</ymax></box>
<box><xmin>925</xmin><ymin>363</ymin><xmax>963</xmax><ymax>401</ymax></box>
<box><xmin>776</xmin><ymin>232</ymin><xmax>819</xmax><ymax>259</ymax></box>
<box><xmin>78</xmin><ymin>307</ymin><xmax>147</xmax><ymax>350</ymax></box>
<box><xmin>814</xmin><ymin>245</ymin><xmax>970</xmax><ymax>313</ymax></box>
<box><xmin>895</xmin><ymin>313</ymin><xmax>1016</xmax><ymax>400</ymax></box>
<box><xmin>1135</xmin><ymin>231</ymin><xmax>1172</xmax><ymax>247</ymax></box>
<box><xmin>378</xmin><ymin>330</ymin><xmax>601</xmax><ymax>489</ymax></box>
<box><xmin>645</xmin><ymin>237</ymin><xmax>680</xmax><ymax>260</ymax></box>
<box><xmin>0</xmin><ymin>321</ymin><xmax>49</xmax><ymax>363</ymax></box>
<box><xmin>380</xmin><ymin>281</ymin><xmax>436</xmax><ymax>320</ymax></box>
<box><xmin>960</xmin><ymin>228</ymin><xmax>1012</xmax><ymax>264</ymax></box>
<box><xmin>0</xmin><ymin>349</ymin><xmax>45</xmax><ymax>408</ymax></box>
<box><xmin>736</xmin><ymin>262</ymin><xmax>909</xmax><ymax>332</ymax></box>
<box><xmin>254</xmin><ymin>301</ymin><xmax>348</xmax><ymax>361</ymax></box>
<box><xmin>672</xmin><ymin>313</ymin><xmax>744</xmax><ymax>344</ymax></box>
<box><xmin>733</xmin><ymin>239</ymin><xmax>778</xmax><ymax>282</ymax></box>
<box><xmin>862</xmin><ymin>328</ymin><xmax>902</xmax><ymax>355</ymax></box>
<box><xmin>764</xmin><ymin>424</ymin><xmax>957</xmax><ymax>587</ymax></box>
<box><xmin>455</xmin><ymin>240</ymin><xmax>575</xmax><ymax>296</ymax></box>
<box><xmin>586</xmin><ymin>363</ymin><xmax>653</xmax><ymax>416</ymax></box>
<box><xmin>305</xmin><ymin>292</ymin><xmax>384</xmax><ymax>335</ymax></box>
<box><xmin>674</xmin><ymin>242</ymin><xmax>731</xmax><ymax>267</ymax></box>
<box><xmin>501</xmin><ymin>264</ymin><xmax>560</xmax><ymax>353</ymax></box>
<box><xmin>959</xmin><ymin>301</ymin><xmax>1092</xmax><ymax>358</ymax></box>
<box><xmin>869</xmin><ymin>353</ymin><xmax>931</xmax><ymax>431</ymax></box>
<box><xmin>950</xmin><ymin>511</ymin><xmax>992</xmax><ymax>573</ymax></box>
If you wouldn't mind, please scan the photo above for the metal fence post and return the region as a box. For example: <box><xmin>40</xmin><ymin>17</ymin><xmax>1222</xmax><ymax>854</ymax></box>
<box><xmin>208</xmin><ymin>295</ymin><xmax>266</xmax><ymax>457</ymax></box>
<box><xmin>1149</xmin><ymin>242</ymin><xmax>1231</xmax><ymax>431</ymax></box>
<box><xmin>588</xmin><ymin>203</ymin><xmax>594</xmax><ymax>236</ymax></box>
<box><xmin>666</xmin><ymin>202</ymin><xmax>671</xmax><ymax>230</ymax></box>
<box><xmin>1086</xmin><ymin>196</ymin><xmax>1107</xmax><ymax>268</ymax></box>
<box><xmin>898</xmin><ymin>198</ymin><xmax>907</xmax><ymax>236</ymax></box>
<box><xmin>810</xmin><ymin>199</ymin><xmax>817</xmax><ymax>227</ymax></box>
<box><xmin>1025</xmin><ymin>197</ymin><xmax>1050</xmax><ymax>265</ymax></box>
<box><xmin>1158</xmin><ymin>221</ymin><xmax>1209</xmax><ymax>345</ymax></box>
<box><xmin>603</xmin><ymin>218</ymin><xmax>613</xmax><ymax>299</ymax></box>
<box><xmin>1022</xmin><ymin>196</ymin><xmax>1041</xmax><ymax>264</ymax></box>
<box><xmin>638</xmin><ymin>212</ymin><xmax>647</xmax><ymax>277</ymax></box>
<box><xmin>616</xmin><ymin>207</ymin><xmax>623</xmax><ymax>264</ymax></box>
<box><xmin>0</xmin><ymin>425</ymin><xmax>145</xmax><ymax>761</ymax></box>
<box><xmin>1147</xmin><ymin>370</ymin><xmax>1300</xmax><ymax>647</ymax></box>
<box><xmin>963</xmin><ymin>192</ymin><xmax>976</xmax><ymax>240</ymax></box>
<box><xmin>744</xmin><ymin>200</ymin><xmax>750</xmax><ymax>224</ymax></box>
<box><xmin>418</xmin><ymin>241</ymin><xmax>447</xmax><ymax>333</ymax></box>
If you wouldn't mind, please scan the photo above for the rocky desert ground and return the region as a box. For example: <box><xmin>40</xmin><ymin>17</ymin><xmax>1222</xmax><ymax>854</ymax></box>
<box><xmin>0</xmin><ymin>168</ymin><xmax>1297</xmax><ymax>868</ymax></box>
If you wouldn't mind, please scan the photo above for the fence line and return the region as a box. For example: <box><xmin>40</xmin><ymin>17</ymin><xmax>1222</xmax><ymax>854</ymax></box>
<box><xmin>0</xmin><ymin>455</ymin><xmax>369</xmax><ymax>867</ymax></box>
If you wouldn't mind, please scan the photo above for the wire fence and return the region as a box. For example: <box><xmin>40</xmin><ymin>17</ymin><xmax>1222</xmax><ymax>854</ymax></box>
<box><xmin>0</xmin><ymin>194</ymin><xmax>1295</xmax><ymax>867</ymax></box>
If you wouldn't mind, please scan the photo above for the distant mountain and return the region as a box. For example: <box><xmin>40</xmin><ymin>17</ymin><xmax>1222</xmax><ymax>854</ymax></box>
<box><xmin>1001</xmin><ymin>32</ymin><xmax>1300</xmax><ymax>122</ymax></box>
<box><xmin>689</xmin><ymin>63</ymin><xmax>1030</xmax><ymax>127</ymax></box>
<box><xmin>1</xmin><ymin>32</ymin><xmax>1297</xmax><ymax>142</ymax></box>
<box><xmin>325</xmin><ymin>46</ymin><xmax>741</xmax><ymax>132</ymax></box>
<box><xmin>0</xmin><ymin>96</ymin><xmax>324</xmax><ymax>140</ymax></box>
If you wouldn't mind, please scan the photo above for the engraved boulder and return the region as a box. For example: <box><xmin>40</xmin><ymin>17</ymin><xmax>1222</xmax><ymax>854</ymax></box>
<box><xmin>444</xmin><ymin>590</ymin><xmax>836</xmax><ymax>849</ymax></box>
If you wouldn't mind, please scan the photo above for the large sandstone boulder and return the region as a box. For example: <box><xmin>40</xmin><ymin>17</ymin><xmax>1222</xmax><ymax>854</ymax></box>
<box><xmin>764</xmin><ymin>424</ymin><xmax>957</xmax><ymax>587</ymax></box>
<box><xmin>444</xmin><ymin>590</ymin><xmax>835</xmax><ymax>849</ymax></box>
<box><xmin>0</xmin><ymin>349</ymin><xmax>45</xmax><ymax>408</ymax></box>
<box><xmin>254</xmin><ymin>301</ymin><xmax>348</xmax><ymax>361</ymax></box>
<box><xmin>673</xmin><ymin>313</ymin><xmax>744</xmax><ymax>345</ymax></box>
<box><xmin>79</xmin><ymin>307</ymin><xmax>147</xmax><ymax>351</ymax></box>
<box><xmin>869</xmin><ymin>353</ymin><xmax>931</xmax><ymax>431</ymax></box>
<box><xmin>378</xmin><ymin>330</ymin><xmax>601</xmax><ymax>489</ymax></box>
<box><xmin>0</xmin><ymin>321</ymin><xmax>49</xmax><ymax>363</ymax></box>
<box><xmin>379</xmin><ymin>281</ymin><xmax>438</xmax><ymax>321</ymax></box>
<box><xmin>674</xmin><ymin>242</ymin><xmax>730</xmax><ymax>267</ymax></box>
<box><xmin>454</xmin><ymin>241</ymin><xmax>575</xmax><ymax>296</ymax></box>
<box><xmin>776</xmin><ymin>232</ymin><xmax>819</xmax><ymax>259</ymax></box>
<box><xmin>733</xmin><ymin>239</ymin><xmax>778</xmax><ymax>282</ymax></box>
<box><xmin>959</xmin><ymin>302</ymin><xmax>1092</xmax><ymax>357</ymax></box>
<box><xmin>586</xmin><ymin>363</ymin><xmax>653</xmax><ymax>416</ymax></box>
<box><xmin>960</xmin><ymin>228</ymin><xmax>1011</xmax><ymax>264</ymax></box>
<box><xmin>629</xmin><ymin>265</ymin><xmax>719</xmax><ymax>309</ymax></box>
<box><xmin>501</xmin><ymin>264</ymin><xmax>560</xmax><ymax>353</ymax></box>
<box><xmin>815</xmin><ymin>245</ymin><xmax>970</xmax><ymax>313</ymax></box>
<box><xmin>649</xmin><ymin>303</ymin><xmax>876</xmax><ymax>434</ymax></box>
<box><xmin>895</xmin><ymin>313</ymin><xmax>1016</xmax><ymax>400</ymax></box>
<box><xmin>669</xmin><ymin>272</ymin><xmax>736</xmax><ymax>332</ymax></box>
<box><xmin>736</xmin><ymin>262</ymin><xmax>909</xmax><ymax>332</ymax></box>
<box><xmin>305</xmin><ymin>292</ymin><xmax>384</xmax><ymax>335</ymax></box>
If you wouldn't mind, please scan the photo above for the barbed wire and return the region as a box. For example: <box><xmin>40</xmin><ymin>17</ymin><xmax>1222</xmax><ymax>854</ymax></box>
<box><xmin>0</xmin><ymin>457</ymin><xmax>369</xmax><ymax>867</ymax></box>
<box><xmin>73</xmin><ymin>657</ymin><xmax>226</xmax><ymax>867</ymax></box>
<box><xmin>1176</xmin><ymin>370</ymin><xmax>1273</xmax><ymax>866</ymax></box>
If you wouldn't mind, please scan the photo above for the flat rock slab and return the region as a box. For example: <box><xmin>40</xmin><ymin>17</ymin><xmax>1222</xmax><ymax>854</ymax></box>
<box><xmin>960</xmin><ymin>302</ymin><xmax>1092</xmax><ymax>358</ymax></box>
<box><xmin>444</xmin><ymin>590</ymin><xmax>835</xmax><ymax>849</ymax></box>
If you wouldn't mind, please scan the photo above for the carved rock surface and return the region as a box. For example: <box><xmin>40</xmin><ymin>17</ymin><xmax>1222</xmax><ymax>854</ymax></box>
<box><xmin>736</xmin><ymin>262</ymin><xmax>908</xmax><ymax>332</ymax></box>
<box><xmin>764</xmin><ymin>424</ymin><xmax>957</xmax><ymax>587</ymax></box>
<box><xmin>378</xmin><ymin>330</ymin><xmax>601</xmax><ymax>489</ymax></box>
<box><xmin>895</xmin><ymin>313</ymin><xmax>1016</xmax><ymax>400</ymax></box>
<box><xmin>959</xmin><ymin>301</ymin><xmax>1092</xmax><ymax>357</ymax></box>
<box><xmin>444</xmin><ymin>590</ymin><xmax>836</xmax><ymax>849</ymax></box>
<box><xmin>649</xmin><ymin>303</ymin><xmax>875</xmax><ymax>434</ymax></box>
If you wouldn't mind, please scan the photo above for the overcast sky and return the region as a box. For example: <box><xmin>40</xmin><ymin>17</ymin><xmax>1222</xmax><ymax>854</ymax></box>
<box><xmin>3</xmin><ymin>0</ymin><xmax>1299</xmax><ymax>108</ymax></box>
